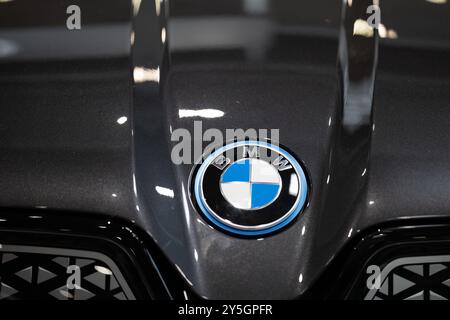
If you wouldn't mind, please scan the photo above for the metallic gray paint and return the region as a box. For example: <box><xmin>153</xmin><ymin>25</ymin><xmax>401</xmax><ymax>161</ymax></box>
<box><xmin>0</xmin><ymin>0</ymin><xmax>449</xmax><ymax>299</ymax></box>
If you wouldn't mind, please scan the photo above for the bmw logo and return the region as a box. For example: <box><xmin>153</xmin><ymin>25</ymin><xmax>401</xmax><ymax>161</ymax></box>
<box><xmin>193</xmin><ymin>140</ymin><xmax>309</xmax><ymax>236</ymax></box>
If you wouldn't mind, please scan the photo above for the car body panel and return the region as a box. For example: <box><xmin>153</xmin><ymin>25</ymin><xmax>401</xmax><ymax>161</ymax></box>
<box><xmin>0</xmin><ymin>0</ymin><xmax>449</xmax><ymax>299</ymax></box>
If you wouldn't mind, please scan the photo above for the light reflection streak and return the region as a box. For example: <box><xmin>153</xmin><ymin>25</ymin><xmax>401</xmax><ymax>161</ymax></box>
<box><xmin>179</xmin><ymin>109</ymin><xmax>224</xmax><ymax>119</ymax></box>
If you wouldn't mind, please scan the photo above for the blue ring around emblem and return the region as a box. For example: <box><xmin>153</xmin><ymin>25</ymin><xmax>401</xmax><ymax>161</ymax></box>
<box><xmin>194</xmin><ymin>140</ymin><xmax>308</xmax><ymax>236</ymax></box>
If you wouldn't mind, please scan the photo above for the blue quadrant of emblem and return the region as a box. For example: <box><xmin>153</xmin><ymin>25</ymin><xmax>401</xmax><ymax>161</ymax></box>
<box><xmin>251</xmin><ymin>183</ymin><xmax>280</xmax><ymax>209</ymax></box>
<box><xmin>220</xmin><ymin>159</ymin><xmax>250</xmax><ymax>183</ymax></box>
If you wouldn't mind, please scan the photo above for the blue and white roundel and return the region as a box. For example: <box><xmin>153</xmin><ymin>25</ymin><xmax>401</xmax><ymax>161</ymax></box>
<box><xmin>220</xmin><ymin>158</ymin><xmax>282</xmax><ymax>210</ymax></box>
<box><xmin>193</xmin><ymin>140</ymin><xmax>309</xmax><ymax>237</ymax></box>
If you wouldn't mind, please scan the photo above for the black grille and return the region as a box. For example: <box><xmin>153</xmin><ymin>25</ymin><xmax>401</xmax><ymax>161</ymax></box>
<box><xmin>0</xmin><ymin>209</ymin><xmax>195</xmax><ymax>300</ymax></box>
<box><xmin>0</xmin><ymin>245</ymin><xmax>134</xmax><ymax>300</ymax></box>
<box><xmin>365</xmin><ymin>255</ymin><xmax>450</xmax><ymax>300</ymax></box>
<box><xmin>306</xmin><ymin>220</ymin><xmax>450</xmax><ymax>300</ymax></box>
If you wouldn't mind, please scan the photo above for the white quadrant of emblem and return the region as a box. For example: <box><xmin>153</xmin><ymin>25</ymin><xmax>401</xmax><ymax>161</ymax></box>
<box><xmin>220</xmin><ymin>158</ymin><xmax>282</xmax><ymax>210</ymax></box>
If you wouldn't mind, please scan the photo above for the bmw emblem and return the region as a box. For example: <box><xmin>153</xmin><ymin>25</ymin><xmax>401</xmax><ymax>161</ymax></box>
<box><xmin>193</xmin><ymin>140</ymin><xmax>309</xmax><ymax>236</ymax></box>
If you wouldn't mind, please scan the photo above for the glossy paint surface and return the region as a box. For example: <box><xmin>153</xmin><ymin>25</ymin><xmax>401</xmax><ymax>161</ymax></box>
<box><xmin>0</xmin><ymin>0</ymin><xmax>449</xmax><ymax>299</ymax></box>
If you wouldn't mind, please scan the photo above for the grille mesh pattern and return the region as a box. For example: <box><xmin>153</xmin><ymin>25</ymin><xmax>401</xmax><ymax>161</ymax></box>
<box><xmin>0</xmin><ymin>245</ymin><xmax>135</xmax><ymax>300</ymax></box>
<box><xmin>365</xmin><ymin>256</ymin><xmax>450</xmax><ymax>300</ymax></box>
